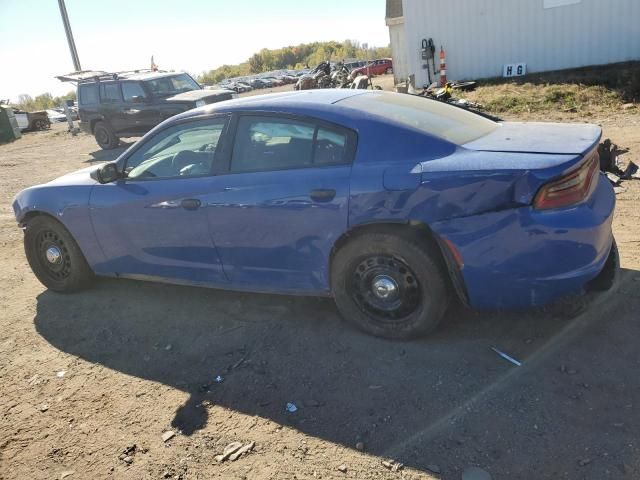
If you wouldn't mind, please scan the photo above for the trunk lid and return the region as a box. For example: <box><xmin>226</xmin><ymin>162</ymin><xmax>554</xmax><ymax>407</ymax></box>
<box><xmin>419</xmin><ymin>122</ymin><xmax>603</xmax><ymax>217</ymax></box>
<box><xmin>463</xmin><ymin>122</ymin><xmax>601</xmax><ymax>156</ymax></box>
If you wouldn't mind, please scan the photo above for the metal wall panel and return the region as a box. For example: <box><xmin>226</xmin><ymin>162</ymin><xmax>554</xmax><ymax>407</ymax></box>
<box><xmin>399</xmin><ymin>0</ymin><xmax>640</xmax><ymax>87</ymax></box>
<box><xmin>388</xmin><ymin>22</ymin><xmax>410</xmax><ymax>82</ymax></box>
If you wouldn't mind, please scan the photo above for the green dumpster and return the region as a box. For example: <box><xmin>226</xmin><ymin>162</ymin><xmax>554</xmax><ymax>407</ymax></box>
<box><xmin>0</xmin><ymin>105</ymin><xmax>22</xmax><ymax>143</ymax></box>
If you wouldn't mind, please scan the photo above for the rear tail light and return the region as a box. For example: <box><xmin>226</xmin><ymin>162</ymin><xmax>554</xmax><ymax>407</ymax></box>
<box><xmin>533</xmin><ymin>154</ymin><xmax>599</xmax><ymax>210</ymax></box>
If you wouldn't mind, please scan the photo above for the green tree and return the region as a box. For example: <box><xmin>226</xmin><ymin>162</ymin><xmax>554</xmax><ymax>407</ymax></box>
<box><xmin>14</xmin><ymin>91</ymin><xmax>77</xmax><ymax>111</ymax></box>
<box><xmin>198</xmin><ymin>40</ymin><xmax>392</xmax><ymax>84</ymax></box>
<box><xmin>248</xmin><ymin>52</ymin><xmax>264</xmax><ymax>74</ymax></box>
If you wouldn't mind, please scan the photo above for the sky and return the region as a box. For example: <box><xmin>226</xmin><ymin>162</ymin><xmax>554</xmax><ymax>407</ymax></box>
<box><xmin>0</xmin><ymin>0</ymin><xmax>388</xmax><ymax>103</ymax></box>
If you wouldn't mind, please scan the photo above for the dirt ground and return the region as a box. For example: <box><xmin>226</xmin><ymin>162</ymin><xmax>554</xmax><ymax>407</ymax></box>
<box><xmin>1</xmin><ymin>99</ymin><xmax>640</xmax><ymax>480</ymax></box>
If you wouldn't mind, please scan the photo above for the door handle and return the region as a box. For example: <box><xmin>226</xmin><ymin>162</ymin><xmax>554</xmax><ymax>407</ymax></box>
<box><xmin>181</xmin><ymin>198</ymin><xmax>202</xmax><ymax>210</ymax></box>
<box><xmin>124</xmin><ymin>109</ymin><xmax>140</xmax><ymax>114</ymax></box>
<box><xmin>309</xmin><ymin>189</ymin><xmax>336</xmax><ymax>202</ymax></box>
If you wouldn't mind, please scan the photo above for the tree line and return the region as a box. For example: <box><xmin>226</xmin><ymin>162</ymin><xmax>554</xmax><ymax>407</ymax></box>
<box><xmin>198</xmin><ymin>40</ymin><xmax>391</xmax><ymax>85</ymax></box>
<box><xmin>13</xmin><ymin>92</ymin><xmax>77</xmax><ymax>112</ymax></box>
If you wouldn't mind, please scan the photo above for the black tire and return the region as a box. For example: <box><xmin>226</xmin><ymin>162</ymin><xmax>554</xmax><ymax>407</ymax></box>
<box><xmin>331</xmin><ymin>231</ymin><xmax>450</xmax><ymax>340</ymax></box>
<box><xmin>93</xmin><ymin>121</ymin><xmax>119</xmax><ymax>150</ymax></box>
<box><xmin>24</xmin><ymin>215</ymin><xmax>94</xmax><ymax>292</ymax></box>
<box><xmin>385</xmin><ymin>67</ymin><xmax>393</xmax><ymax>74</ymax></box>
<box><xmin>33</xmin><ymin>119</ymin><xmax>48</xmax><ymax>131</ymax></box>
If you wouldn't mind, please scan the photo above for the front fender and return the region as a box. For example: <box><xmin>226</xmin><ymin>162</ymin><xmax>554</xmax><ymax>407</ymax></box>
<box><xmin>12</xmin><ymin>185</ymin><xmax>106</xmax><ymax>267</ymax></box>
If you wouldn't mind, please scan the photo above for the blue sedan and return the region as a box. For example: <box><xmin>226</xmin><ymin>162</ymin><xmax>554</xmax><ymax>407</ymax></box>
<box><xmin>12</xmin><ymin>90</ymin><xmax>617</xmax><ymax>339</ymax></box>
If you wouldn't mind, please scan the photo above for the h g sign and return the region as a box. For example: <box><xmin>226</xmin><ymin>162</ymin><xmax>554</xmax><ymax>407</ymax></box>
<box><xmin>503</xmin><ymin>63</ymin><xmax>527</xmax><ymax>78</ymax></box>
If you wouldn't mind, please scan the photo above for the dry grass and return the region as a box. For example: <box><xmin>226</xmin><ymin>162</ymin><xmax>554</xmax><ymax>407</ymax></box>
<box><xmin>464</xmin><ymin>82</ymin><xmax>623</xmax><ymax>116</ymax></box>
<box><xmin>458</xmin><ymin>61</ymin><xmax>639</xmax><ymax>120</ymax></box>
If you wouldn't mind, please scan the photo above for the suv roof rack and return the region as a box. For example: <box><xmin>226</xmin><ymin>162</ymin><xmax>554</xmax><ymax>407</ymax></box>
<box><xmin>56</xmin><ymin>69</ymin><xmax>168</xmax><ymax>83</ymax></box>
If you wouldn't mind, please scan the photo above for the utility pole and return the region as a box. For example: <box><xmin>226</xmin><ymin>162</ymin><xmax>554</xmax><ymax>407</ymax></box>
<box><xmin>58</xmin><ymin>0</ymin><xmax>81</xmax><ymax>71</ymax></box>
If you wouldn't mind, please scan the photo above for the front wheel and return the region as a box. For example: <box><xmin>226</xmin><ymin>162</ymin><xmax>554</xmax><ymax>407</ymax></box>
<box><xmin>385</xmin><ymin>67</ymin><xmax>393</xmax><ymax>74</ymax></box>
<box><xmin>24</xmin><ymin>215</ymin><xmax>94</xmax><ymax>292</ymax></box>
<box><xmin>331</xmin><ymin>231</ymin><xmax>449</xmax><ymax>340</ymax></box>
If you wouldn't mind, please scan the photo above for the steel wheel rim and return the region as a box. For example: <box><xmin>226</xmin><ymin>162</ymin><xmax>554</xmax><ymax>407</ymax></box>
<box><xmin>36</xmin><ymin>230</ymin><xmax>72</xmax><ymax>280</ymax></box>
<box><xmin>349</xmin><ymin>255</ymin><xmax>422</xmax><ymax>323</ymax></box>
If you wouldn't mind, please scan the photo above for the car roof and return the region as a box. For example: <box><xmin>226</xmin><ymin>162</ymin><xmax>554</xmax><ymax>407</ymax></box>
<box><xmin>211</xmin><ymin>90</ymin><xmax>365</xmax><ymax>109</ymax></box>
<box><xmin>155</xmin><ymin>90</ymin><xmax>490</xmax><ymax>149</ymax></box>
<box><xmin>176</xmin><ymin>90</ymin><xmax>369</xmax><ymax>122</ymax></box>
<box><xmin>168</xmin><ymin>89</ymin><xmax>431</xmax><ymax>135</ymax></box>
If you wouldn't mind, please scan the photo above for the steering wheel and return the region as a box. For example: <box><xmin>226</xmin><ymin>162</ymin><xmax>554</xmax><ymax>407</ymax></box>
<box><xmin>171</xmin><ymin>150</ymin><xmax>195</xmax><ymax>174</ymax></box>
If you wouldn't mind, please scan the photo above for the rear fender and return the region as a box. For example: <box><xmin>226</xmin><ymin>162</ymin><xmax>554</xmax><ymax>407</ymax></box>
<box><xmin>418</xmin><ymin>148</ymin><xmax>590</xmax><ymax>213</ymax></box>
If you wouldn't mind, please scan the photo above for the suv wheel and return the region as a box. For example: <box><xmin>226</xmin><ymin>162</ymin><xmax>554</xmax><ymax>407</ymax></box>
<box><xmin>94</xmin><ymin>121</ymin><xmax>120</xmax><ymax>150</ymax></box>
<box><xmin>385</xmin><ymin>67</ymin><xmax>393</xmax><ymax>74</ymax></box>
<box><xmin>331</xmin><ymin>231</ymin><xmax>450</xmax><ymax>340</ymax></box>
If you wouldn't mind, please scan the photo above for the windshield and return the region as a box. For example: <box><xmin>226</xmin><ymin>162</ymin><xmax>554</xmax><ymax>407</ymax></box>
<box><xmin>143</xmin><ymin>73</ymin><xmax>201</xmax><ymax>96</ymax></box>
<box><xmin>339</xmin><ymin>91</ymin><xmax>498</xmax><ymax>145</ymax></box>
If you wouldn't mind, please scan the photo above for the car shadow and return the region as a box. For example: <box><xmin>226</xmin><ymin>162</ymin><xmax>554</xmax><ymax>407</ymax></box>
<box><xmin>86</xmin><ymin>140</ymin><xmax>135</xmax><ymax>163</ymax></box>
<box><xmin>33</xmin><ymin>275</ymin><xmax>616</xmax><ymax>473</ymax></box>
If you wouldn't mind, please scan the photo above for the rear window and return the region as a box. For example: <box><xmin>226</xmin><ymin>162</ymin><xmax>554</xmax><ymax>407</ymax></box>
<box><xmin>339</xmin><ymin>91</ymin><xmax>498</xmax><ymax>145</ymax></box>
<box><xmin>99</xmin><ymin>82</ymin><xmax>121</xmax><ymax>103</ymax></box>
<box><xmin>78</xmin><ymin>84</ymin><xmax>98</xmax><ymax>105</ymax></box>
<box><xmin>230</xmin><ymin>116</ymin><xmax>352</xmax><ymax>173</ymax></box>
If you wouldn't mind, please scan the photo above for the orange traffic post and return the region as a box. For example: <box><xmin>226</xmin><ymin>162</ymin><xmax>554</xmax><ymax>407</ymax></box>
<box><xmin>439</xmin><ymin>47</ymin><xmax>447</xmax><ymax>86</ymax></box>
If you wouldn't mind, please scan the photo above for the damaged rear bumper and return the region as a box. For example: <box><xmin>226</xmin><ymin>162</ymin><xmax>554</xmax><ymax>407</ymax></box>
<box><xmin>431</xmin><ymin>174</ymin><xmax>616</xmax><ymax>309</ymax></box>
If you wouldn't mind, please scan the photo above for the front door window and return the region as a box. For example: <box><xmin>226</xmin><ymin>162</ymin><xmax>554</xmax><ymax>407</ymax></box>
<box><xmin>124</xmin><ymin>119</ymin><xmax>227</xmax><ymax>179</ymax></box>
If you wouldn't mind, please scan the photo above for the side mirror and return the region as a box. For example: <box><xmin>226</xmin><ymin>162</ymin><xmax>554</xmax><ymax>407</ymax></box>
<box><xmin>92</xmin><ymin>163</ymin><xmax>120</xmax><ymax>184</ymax></box>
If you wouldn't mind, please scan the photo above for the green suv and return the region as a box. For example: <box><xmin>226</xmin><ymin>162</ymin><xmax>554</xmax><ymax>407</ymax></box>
<box><xmin>60</xmin><ymin>70</ymin><xmax>235</xmax><ymax>149</ymax></box>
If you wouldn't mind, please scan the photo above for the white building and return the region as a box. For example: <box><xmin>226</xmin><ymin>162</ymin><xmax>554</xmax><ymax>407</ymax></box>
<box><xmin>386</xmin><ymin>0</ymin><xmax>640</xmax><ymax>87</ymax></box>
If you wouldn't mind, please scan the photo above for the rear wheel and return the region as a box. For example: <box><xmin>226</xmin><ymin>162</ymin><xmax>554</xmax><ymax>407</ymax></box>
<box><xmin>33</xmin><ymin>119</ymin><xmax>48</xmax><ymax>130</ymax></box>
<box><xmin>385</xmin><ymin>67</ymin><xmax>393</xmax><ymax>74</ymax></box>
<box><xmin>24</xmin><ymin>215</ymin><xmax>94</xmax><ymax>292</ymax></box>
<box><xmin>331</xmin><ymin>231</ymin><xmax>449</xmax><ymax>340</ymax></box>
<box><xmin>94</xmin><ymin>121</ymin><xmax>119</xmax><ymax>150</ymax></box>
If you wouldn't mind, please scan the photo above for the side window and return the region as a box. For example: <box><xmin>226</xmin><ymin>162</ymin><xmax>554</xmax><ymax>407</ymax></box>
<box><xmin>231</xmin><ymin>117</ymin><xmax>314</xmax><ymax>173</ymax></box>
<box><xmin>121</xmin><ymin>82</ymin><xmax>147</xmax><ymax>103</ymax></box>
<box><xmin>99</xmin><ymin>82</ymin><xmax>121</xmax><ymax>104</ymax></box>
<box><xmin>78</xmin><ymin>84</ymin><xmax>98</xmax><ymax>105</ymax></box>
<box><xmin>314</xmin><ymin>128</ymin><xmax>348</xmax><ymax>166</ymax></box>
<box><xmin>124</xmin><ymin>119</ymin><xmax>227</xmax><ymax>180</ymax></box>
<box><xmin>230</xmin><ymin>116</ymin><xmax>352</xmax><ymax>173</ymax></box>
